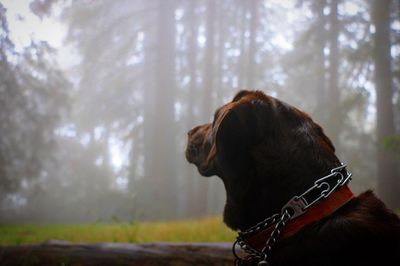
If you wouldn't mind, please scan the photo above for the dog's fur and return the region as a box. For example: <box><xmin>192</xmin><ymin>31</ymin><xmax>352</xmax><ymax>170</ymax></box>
<box><xmin>186</xmin><ymin>90</ymin><xmax>400</xmax><ymax>265</ymax></box>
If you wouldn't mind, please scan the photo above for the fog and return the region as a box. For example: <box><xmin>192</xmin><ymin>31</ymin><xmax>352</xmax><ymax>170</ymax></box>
<box><xmin>0</xmin><ymin>0</ymin><xmax>399</xmax><ymax>223</ymax></box>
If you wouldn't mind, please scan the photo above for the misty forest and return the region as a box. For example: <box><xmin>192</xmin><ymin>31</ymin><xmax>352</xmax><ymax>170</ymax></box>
<box><xmin>0</xmin><ymin>0</ymin><xmax>399</xmax><ymax>228</ymax></box>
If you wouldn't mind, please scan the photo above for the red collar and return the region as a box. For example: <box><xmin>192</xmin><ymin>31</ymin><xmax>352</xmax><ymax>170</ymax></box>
<box><xmin>243</xmin><ymin>185</ymin><xmax>354</xmax><ymax>251</ymax></box>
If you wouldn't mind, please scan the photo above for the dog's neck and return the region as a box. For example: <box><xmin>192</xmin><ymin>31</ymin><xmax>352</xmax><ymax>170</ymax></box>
<box><xmin>221</xmin><ymin>159</ymin><xmax>341</xmax><ymax>231</ymax></box>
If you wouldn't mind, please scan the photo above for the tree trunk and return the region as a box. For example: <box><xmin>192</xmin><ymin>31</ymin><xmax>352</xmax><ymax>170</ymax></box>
<box><xmin>216</xmin><ymin>0</ymin><xmax>225</xmax><ymax>103</ymax></box>
<box><xmin>141</xmin><ymin>0</ymin><xmax>178</xmax><ymax>218</ymax></box>
<box><xmin>328</xmin><ymin>0</ymin><xmax>340</xmax><ymax>144</ymax></box>
<box><xmin>372</xmin><ymin>0</ymin><xmax>400</xmax><ymax>208</ymax></box>
<box><xmin>0</xmin><ymin>241</ymin><xmax>234</xmax><ymax>266</ymax></box>
<box><xmin>140</xmin><ymin>14</ymin><xmax>156</xmax><ymax>217</ymax></box>
<box><xmin>238</xmin><ymin>2</ymin><xmax>248</xmax><ymax>89</ymax></box>
<box><xmin>246</xmin><ymin>0</ymin><xmax>258</xmax><ymax>90</ymax></box>
<box><xmin>313</xmin><ymin>0</ymin><xmax>327</xmax><ymax>121</ymax></box>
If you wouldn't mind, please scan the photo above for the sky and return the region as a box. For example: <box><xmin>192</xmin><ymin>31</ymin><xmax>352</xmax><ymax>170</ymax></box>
<box><xmin>3</xmin><ymin>0</ymin><xmax>64</xmax><ymax>49</ymax></box>
<box><xmin>2</xmin><ymin>0</ymin><xmax>78</xmax><ymax>69</ymax></box>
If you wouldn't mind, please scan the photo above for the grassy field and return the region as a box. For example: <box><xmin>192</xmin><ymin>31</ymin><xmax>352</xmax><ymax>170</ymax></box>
<box><xmin>0</xmin><ymin>217</ymin><xmax>236</xmax><ymax>246</ymax></box>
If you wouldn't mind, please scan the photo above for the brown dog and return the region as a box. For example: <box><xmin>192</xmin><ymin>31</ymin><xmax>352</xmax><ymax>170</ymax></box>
<box><xmin>186</xmin><ymin>90</ymin><xmax>400</xmax><ymax>266</ymax></box>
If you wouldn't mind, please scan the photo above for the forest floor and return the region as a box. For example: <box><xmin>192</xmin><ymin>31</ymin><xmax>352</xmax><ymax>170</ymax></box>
<box><xmin>0</xmin><ymin>216</ymin><xmax>236</xmax><ymax>246</ymax></box>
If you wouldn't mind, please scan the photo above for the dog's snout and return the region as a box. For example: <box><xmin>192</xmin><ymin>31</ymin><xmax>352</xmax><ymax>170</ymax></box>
<box><xmin>186</xmin><ymin>123</ymin><xmax>215</xmax><ymax>168</ymax></box>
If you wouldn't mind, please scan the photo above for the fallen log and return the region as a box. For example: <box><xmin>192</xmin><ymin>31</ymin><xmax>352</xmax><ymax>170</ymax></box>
<box><xmin>0</xmin><ymin>240</ymin><xmax>236</xmax><ymax>266</ymax></box>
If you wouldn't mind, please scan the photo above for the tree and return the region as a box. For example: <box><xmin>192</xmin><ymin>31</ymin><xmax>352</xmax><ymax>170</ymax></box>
<box><xmin>246</xmin><ymin>0</ymin><xmax>259</xmax><ymax>90</ymax></box>
<box><xmin>327</xmin><ymin>0</ymin><xmax>340</xmax><ymax>143</ymax></box>
<box><xmin>372</xmin><ymin>0</ymin><xmax>400</xmax><ymax>208</ymax></box>
<box><xmin>141</xmin><ymin>0</ymin><xmax>179</xmax><ymax>218</ymax></box>
<box><xmin>0</xmin><ymin>3</ymin><xmax>69</xmax><ymax>206</ymax></box>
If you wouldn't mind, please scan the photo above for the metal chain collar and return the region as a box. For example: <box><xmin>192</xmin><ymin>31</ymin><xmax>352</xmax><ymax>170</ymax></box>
<box><xmin>232</xmin><ymin>164</ymin><xmax>352</xmax><ymax>266</ymax></box>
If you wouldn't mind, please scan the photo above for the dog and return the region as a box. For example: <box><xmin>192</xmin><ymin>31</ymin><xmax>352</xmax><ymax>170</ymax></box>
<box><xmin>186</xmin><ymin>90</ymin><xmax>400</xmax><ymax>266</ymax></box>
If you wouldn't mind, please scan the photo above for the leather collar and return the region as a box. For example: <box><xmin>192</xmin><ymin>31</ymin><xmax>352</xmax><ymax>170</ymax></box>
<box><xmin>243</xmin><ymin>185</ymin><xmax>354</xmax><ymax>251</ymax></box>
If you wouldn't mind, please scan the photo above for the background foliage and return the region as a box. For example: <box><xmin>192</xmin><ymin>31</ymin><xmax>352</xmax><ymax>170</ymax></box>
<box><xmin>0</xmin><ymin>0</ymin><xmax>399</xmax><ymax>223</ymax></box>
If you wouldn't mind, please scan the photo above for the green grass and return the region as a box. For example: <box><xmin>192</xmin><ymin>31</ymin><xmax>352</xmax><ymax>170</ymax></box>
<box><xmin>0</xmin><ymin>217</ymin><xmax>236</xmax><ymax>246</ymax></box>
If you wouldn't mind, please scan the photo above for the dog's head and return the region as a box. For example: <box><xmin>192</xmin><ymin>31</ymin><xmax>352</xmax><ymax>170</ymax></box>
<box><xmin>186</xmin><ymin>90</ymin><xmax>341</xmax><ymax>230</ymax></box>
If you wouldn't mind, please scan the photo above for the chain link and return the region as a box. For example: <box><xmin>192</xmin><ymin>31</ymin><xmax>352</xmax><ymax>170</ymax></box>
<box><xmin>258</xmin><ymin>209</ymin><xmax>291</xmax><ymax>264</ymax></box>
<box><xmin>238</xmin><ymin>213</ymin><xmax>281</xmax><ymax>239</ymax></box>
<box><xmin>233</xmin><ymin>209</ymin><xmax>292</xmax><ymax>265</ymax></box>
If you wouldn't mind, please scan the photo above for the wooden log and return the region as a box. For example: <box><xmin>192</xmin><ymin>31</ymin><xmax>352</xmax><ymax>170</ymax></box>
<box><xmin>0</xmin><ymin>241</ymin><xmax>236</xmax><ymax>266</ymax></box>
